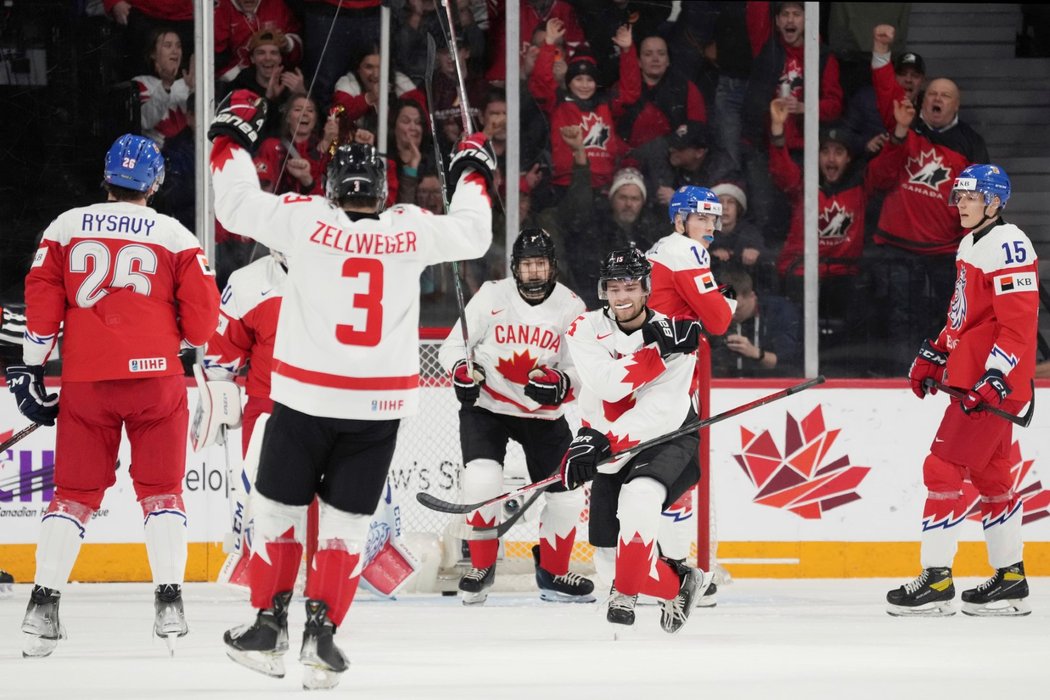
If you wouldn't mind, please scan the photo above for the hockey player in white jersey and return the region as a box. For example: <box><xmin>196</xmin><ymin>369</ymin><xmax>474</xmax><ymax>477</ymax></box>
<box><xmin>209</xmin><ymin>90</ymin><xmax>492</xmax><ymax>689</ymax></box>
<box><xmin>438</xmin><ymin>228</ymin><xmax>594</xmax><ymax>605</ymax></box>
<box><xmin>560</xmin><ymin>247</ymin><xmax>713</xmax><ymax>632</ymax></box>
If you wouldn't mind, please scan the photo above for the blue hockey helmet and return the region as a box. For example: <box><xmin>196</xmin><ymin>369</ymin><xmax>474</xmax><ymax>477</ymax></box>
<box><xmin>668</xmin><ymin>185</ymin><xmax>722</xmax><ymax>229</ymax></box>
<box><xmin>104</xmin><ymin>134</ymin><xmax>165</xmax><ymax>193</ymax></box>
<box><xmin>949</xmin><ymin>164</ymin><xmax>1011</xmax><ymax>210</ymax></box>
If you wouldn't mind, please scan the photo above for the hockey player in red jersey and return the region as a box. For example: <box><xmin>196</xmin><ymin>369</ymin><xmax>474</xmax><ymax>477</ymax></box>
<box><xmin>438</xmin><ymin>228</ymin><xmax>593</xmax><ymax>605</ymax></box>
<box><xmin>209</xmin><ymin>90</ymin><xmax>492</xmax><ymax>688</ymax></box>
<box><xmin>888</xmin><ymin>165</ymin><xmax>1038</xmax><ymax>617</ymax></box>
<box><xmin>6</xmin><ymin>134</ymin><xmax>220</xmax><ymax>657</ymax></box>
<box><xmin>561</xmin><ymin>248</ymin><xmax>713</xmax><ymax>632</ymax></box>
<box><xmin>645</xmin><ymin>185</ymin><xmax>736</xmax><ymax>606</ymax></box>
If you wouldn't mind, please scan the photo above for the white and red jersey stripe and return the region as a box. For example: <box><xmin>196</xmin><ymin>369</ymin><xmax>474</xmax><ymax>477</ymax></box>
<box><xmin>438</xmin><ymin>278</ymin><xmax>585</xmax><ymax>420</ymax></box>
<box><xmin>210</xmin><ymin>137</ymin><xmax>492</xmax><ymax>419</ymax></box>
<box><xmin>134</xmin><ymin>74</ymin><xmax>190</xmax><ymax>149</ymax></box>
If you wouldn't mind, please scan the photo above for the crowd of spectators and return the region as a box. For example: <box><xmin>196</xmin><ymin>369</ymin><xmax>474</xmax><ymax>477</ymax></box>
<box><xmin>80</xmin><ymin>1</ymin><xmax>1008</xmax><ymax>378</ymax></box>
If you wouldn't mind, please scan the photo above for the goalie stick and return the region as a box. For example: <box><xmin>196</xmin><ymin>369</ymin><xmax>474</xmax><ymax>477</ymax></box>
<box><xmin>419</xmin><ymin>376</ymin><xmax>827</xmax><ymax>515</ymax></box>
<box><xmin>923</xmin><ymin>378</ymin><xmax>1034</xmax><ymax>427</ymax></box>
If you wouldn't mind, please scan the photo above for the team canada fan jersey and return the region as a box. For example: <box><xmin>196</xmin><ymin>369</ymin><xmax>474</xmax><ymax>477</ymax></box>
<box><xmin>134</xmin><ymin>74</ymin><xmax>190</xmax><ymax>149</ymax></box>
<box><xmin>24</xmin><ymin>201</ymin><xmax>219</xmax><ymax>381</ymax></box>
<box><xmin>211</xmin><ymin>138</ymin><xmax>491</xmax><ymax>420</ymax></box>
<box><xmin>438</xmin><ymin>279</ymin><xmax>585</xmax><ymax>420</ymax></box>
<box><xmin>566</xmin><ymin>308</ymin><xmax>695</xmax><ymax>466</ymax></box>
<box><xmin>646</xmin><ymin>232</ymin><xmax>736</xmax><ymax>336</ymax></box>
<box><xmin>935</xmin><ymin>220</ymin><xmax>1039</xmax><ymax>403</ymax></box>
<box><xmin>203</xmin><ymin>255</ymin><xmax>285</xmax><ymax>401</ymax></box>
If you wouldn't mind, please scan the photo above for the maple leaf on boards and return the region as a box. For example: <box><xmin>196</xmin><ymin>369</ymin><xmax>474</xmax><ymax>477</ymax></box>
<box><xmin>496</xmin><ymin>349</ymin><xmax>538</xmax><ymax>385</ymax></box>
<box><xmin>961</xmin><ymin>441</ymin><xmax>1050</xmax><ymax>526</ymax></box>
<box><xmin>621</xmin><ymin>346</ymin><xmax>663</xmax><ymax>390</ymax></box>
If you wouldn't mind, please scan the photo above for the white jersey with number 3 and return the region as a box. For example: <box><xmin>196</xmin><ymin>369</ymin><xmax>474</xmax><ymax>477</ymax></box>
<box><xmin>211</xmin><ymin>140</ymin><xmax>492</xmax><ymax>419</ymax></box>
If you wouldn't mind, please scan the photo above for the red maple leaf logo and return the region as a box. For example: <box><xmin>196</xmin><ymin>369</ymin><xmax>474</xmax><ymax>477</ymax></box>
<box><xmin>602</xmin><ymin>394</ymin><xmax>635</xmax><ymax>422</ymax></box>
<box><xmin>962</xmin><ymin>441</ymin><xmax>1050</xmax><ymax>526</ymax></box>
<box><xmin>210</xmin><ymin>138</ymin><xmax>238</xmax><ymax>173</ymax></box>
<box><xmin>734</xmin><ymin>405</ymin><xmax>870</xmax><ymax>519</ymax></box>
<box><xmin>580</xmin><ymin>422</ymin><xmax>639</xmax><ymax>454</ymax></box>
<box><xmin>496</xmin><ymin>349</ymin><xmax>537</xmax><ymax>385</ymax></box>
<box><xmin>621</xmin><ymin>347</ymin><xmax>663</xmax><ymax>390</ymax></box>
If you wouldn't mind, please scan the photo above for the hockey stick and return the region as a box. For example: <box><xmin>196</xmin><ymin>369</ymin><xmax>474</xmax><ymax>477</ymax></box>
<box><xmin>924</xmin><ymin>378</ymin><xmax>1034</xmax><ymax>427</ymax></box>
<box><xmin>444</xmin><ymin>487</ymin><xmax>545</xmax><ymax>541</ymax></box>
<box><xmin>0</xmin><ymin>423</ymin><xmax>41</xmax><ymax>453</ymax></box>
<box><xmin>418</xmin><ymin>376</ymin><xmax>827</xmax><ymax>514</ymax></box>
<box><xmin>438</xmin><ymin>0</ymin><xmax>474</xmax><ymax>133</ymax></box>
<box><xmin>425</xmin><ymin>33</ymin><xmax>476</xmax><ymax>375</ymax></box>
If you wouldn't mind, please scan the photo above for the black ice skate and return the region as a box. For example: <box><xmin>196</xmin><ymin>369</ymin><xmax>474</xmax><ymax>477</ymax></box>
<box><xmin>300</xmin><ymin>599</ymin><xmax>349</xmax><ymax>691</ymax></box>
<box><xmin>606</xmin><ymin>585</ymin><xmax>638</xmax><ymax>626</ymax></box>
<box><xmin>0</xmin><ymin>568</ymin><xmax>13</xmax><ymax>598</ymax></box>
<box><xmin>532</xmin><ymin>545</ymin><xmax>595</xmax><ymax>603</ymax></box>
<box><xmin>961</xmin><ymin>562</ymin><xmax>1031</xmax><ymax>617</ymax></box>
<box><xmin>696</xmin><ymin>581</ymin><xmax>718</xmax><ymax>608</ymax></box>
<box><xmin>660</xmin><ymin>559</ymin><xmax>712</xmax><ymax>633</ymax></box>
<box><xmin>886</xmin><ymin>567</ymin><xmax>955</xmax><ymax>616</ymax></box>
<box><xmin>458</xmin><ymin>565</ymin><xmax>495</xmax><ymax>605</ymax></box>
<box><xmin>22</xmin><ymin>585</ymin><xmax>66</xmax><ymax>658</ymax></box>
<box><xmin>154</xmin><ymin>583</ymin><xmax>188</xmax><ymax>655</ymax></box>
<box><xmin>224</xmin><ymin>590</ymin><xmax>292</xmax><ymax>678</ymax></box>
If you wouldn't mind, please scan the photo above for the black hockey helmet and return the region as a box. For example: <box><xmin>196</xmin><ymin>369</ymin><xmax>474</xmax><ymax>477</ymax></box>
<box><xmin>511</xmin><ymin>227</ymin><xmax>558</xmax><ymax>302</ymax></box>
<box><xmin>598</xmin><ymin>246</ymin><xmax>651</xmax><ymax>300</ymax></box>
<box><xmin>326</xmin><ymin>143</ymin><xmax>388</xmax><ymax>209</ymax></box>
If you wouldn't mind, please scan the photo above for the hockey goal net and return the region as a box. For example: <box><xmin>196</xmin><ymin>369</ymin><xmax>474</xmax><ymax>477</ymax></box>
<box><xmin>390</xmin><ymin>331</ymin><xmax>714</xmax><ymax>592</ymax></box>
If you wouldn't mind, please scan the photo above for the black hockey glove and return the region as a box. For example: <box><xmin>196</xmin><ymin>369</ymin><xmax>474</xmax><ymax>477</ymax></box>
<box><xmin>719</xmin><ymin>284</ymin><xmax>737</xmax><ymax>301</ymax></box>
<box><xmin>451</xmin><ymin>359</ymin><xmax>485</xmax><ymax>405</ymax></box>
<box><xmin>208</xmin><ymin>89</ymin><xmax>268</xmax><ymax>152</ymax></box>
<box><xmin>5</xmin><ymin>364</ymin><xmax>58</xmax><ymax>427</ymax></box>
<box><xmin>559</xmin><ymin>427</ymin><xmax>612</xmax><ymax>490</ymax></box>
<box><xmin>524</xmin><ymin>366</ymin><xmax>570</xmax><ymax>406</ymax></box>
<box><xmin>642</xmin><ymin>318</ymin><xmax>702</xmax><ymax>358</ymax></box>
<box><xmin>447</xmin><ymin>132</ymin><xmax>496</xmax><ymax>198</ymax></box>
<box><xmin>962</xmin><ymin>369</ymin><xmax>1011</xmax><ymax>416</ymax></box>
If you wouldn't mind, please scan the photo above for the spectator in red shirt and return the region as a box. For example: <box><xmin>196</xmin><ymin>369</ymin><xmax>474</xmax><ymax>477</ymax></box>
<box><xmin>214</xmin><ymin>0</ymin><xmax>302</xmax><ymax>84</ymax></box>
<box><xmin>254</xmin><ymin>94</ymin><xmax>338</xmax><ymax>196</ymax></box>
<box><xmin>485</xmin><ymin>0</ymin><xmax>588</xmax><ymax>84</ymax></box>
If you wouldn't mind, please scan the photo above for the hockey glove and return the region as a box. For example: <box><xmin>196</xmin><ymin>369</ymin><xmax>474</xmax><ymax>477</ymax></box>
<box><xmin>5</xmin><ymin>365</ymin><xmax>58</xmax><ymax>427</ymax></box>
<box><xmin>447</xmin><ymin>132</ymin><xmax>496</xmax><ymax>198</ymax></box>
<box><xmin>961</xmin><ymin>369</ymin><xmax>1011</xmax><ymax>416</ymax></box>
<box><xmin>908</xmin><ymin>338</ymin><xmax>948</xmax><ymax>399</ymax></box>
<box><xmin>452</xmin><ymin>359</ymin><xmax>485</xmax><ymax>405</ymax></box>
<box><xmin>524</xmin><ymin>366</ymin><xmax>570</xmax><ymax>406</ymax></box>
<box><xmin>207</xmin><ymin>89</ymin><xmax>268</xmax><ymax>152</ymax></box>
<box><xmin>559</xmin><ymin>427</ymin><xmax>612</xmax><ymax>490</ymax></box>
<box><xmin>642</xmin><ymin>318</ymin><xmax>702</xmax><ymax>358</ymax></box>
<box><xmin>719</xmin><ymin>284</ymin><xmax>737</xmax><ymax>301</ymax></box>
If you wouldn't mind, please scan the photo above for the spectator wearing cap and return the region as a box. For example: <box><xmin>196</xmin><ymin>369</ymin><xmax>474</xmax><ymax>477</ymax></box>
<box><xmin>868</xmin><ymin>24</ymin><xmax>989</xmax><ymax>371</ymax></box>
<box><xmin>528</xmin><ymin>20</ymin><xmax>639</xmax><ymax>191</ymax></box>
<box><xmin>221</xmin><ymin>26</ymin><xmax>306</xmax><ymax>140</ymax></box>
<box><xmin>615</xmin><ymin>34</ymin><xmax>708</xmax><ymax>149</ymax></box>
<box><xmin>629</xmin><ymin>120</ymin><xmax>738</xmax><ymax>213</ymax></box>
<box><xmin>133</xmin><ymin>27</ymin><xmax>193</xmax><ymax>150</ymax></box>
<box><xmin>842</xmin><ymin>50</ymin><xmax>926</xmax><ymax>158</ymax></box>
<box><xmin>214</xmin><ymin>0</ymin><xmax>302</xmax><ymax>84</ymax></box>
<box><xmin>708</xmin><ymin>182</ymin><xmax>767</xmax><ymax>281</ymax></box>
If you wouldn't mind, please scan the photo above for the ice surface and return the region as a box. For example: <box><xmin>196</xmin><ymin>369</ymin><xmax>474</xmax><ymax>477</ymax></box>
<box><xmin>1</xmin><ymin>579</ymin><xmax>1048</xmax><ymax>699</ymax></box>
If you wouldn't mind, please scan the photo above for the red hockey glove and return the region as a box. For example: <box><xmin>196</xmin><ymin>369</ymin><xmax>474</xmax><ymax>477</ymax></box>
<box><xmin>908</xmin><ymin>338</ymin><xmax>948</xmax><ymax>399</ymax></box>
<box><xmin>524</xmin><ymin>366</ymin><xmax>570</xmax><ymax>406</ymax></box>
<box><xmin>5</xmin><ymin>364</ymin><xmax>58</xmax><ymax>427</ymax></box>
<box><xmin>447</xmin><ymin>132</ymin><xmax>496</xmax><ymax>197</ymax></box>
<box><xmin>642</xmin><ymin>318</ymin><xmax>702</xmax><ymax>358</ymax></box>
<box><xmin>559</xmin><ymin>427</ymin><xmax>611</xmax><ymax>490</ymax></box>
<box><xmin>451</xmin><ymin>359</ymin><xmax>485</xmax><ymax>405</ymax></box>
<box><xmin>208</xmin><ymin>89</ymin><xmax>268</xmax><ymax>152</ymax></box>
<box><xmin>961</xmin><ymin>369</ymin><xmax>1011</xmax><ymax>416</ymax></box>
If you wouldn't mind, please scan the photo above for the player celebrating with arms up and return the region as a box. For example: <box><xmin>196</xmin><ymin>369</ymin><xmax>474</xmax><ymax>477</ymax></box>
<box><xmin>209</xmin><ymin>90</ymin><xmax>493</xmax><ymax>689</ymax></box>
<box><xmin>889</xmin><ymin>165</ymin><xmax>1038</xmax><ymax>617</ymax></box>
<box><xmin>560</xmin><ymin>248</ymin><xmax>713</xmax><ymax>632</ymax></box>
<box><xmin>438</xmin><ymin>228</ymin><xmax>593</xmax><ymax>605</ymax></box>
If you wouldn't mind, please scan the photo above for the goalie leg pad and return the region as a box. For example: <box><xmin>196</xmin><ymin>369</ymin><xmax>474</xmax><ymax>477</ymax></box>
<box><xmin>248</xmin><ymin>493</ymin><xmax>307</xmax><ymax>610</ymax></box>
<box><xmin>35</xmin><ymin>498</ymin><xmax>92</xmax><ymax>591</ymax></box>
<box><xmin>141</xmin><ymin>494</ymin><xmax>188</xmax><ymax>585</ymax></box>
<box><xmin>538</xmin><ymin>488</ymin><xmax>584</xmax><ymax>576</ymax></box>
<box><xmin>305</xmin><ymin>499</ymin><xmax>369</xmax><ymax>627</ymax></box>
<box><xmin>462</xmin><ymin>459</ymin><xmax>502</xmax><ymax>569</ymax></box>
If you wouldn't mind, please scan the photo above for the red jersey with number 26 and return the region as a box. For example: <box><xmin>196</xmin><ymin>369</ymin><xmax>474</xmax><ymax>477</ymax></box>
<box><xmin>24</xmin><ymin>201</ymin><xmax>219</xmax><ymax>381</ymax></box>
<box><xmin>211</xmin><ymin>138</ymin><xmax>492</xmax><ymax>420</ymax></box>
<box><xmin>936</xmin><ymin>221</ymin><xmax>1039</xmax><ymax>404</ymax></box>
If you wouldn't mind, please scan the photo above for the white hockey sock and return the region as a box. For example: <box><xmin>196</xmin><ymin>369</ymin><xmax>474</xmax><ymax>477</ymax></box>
<box><xmin>35</xmin><ymin>499</ymin><xmax>92</xmax><ymax>591</ymax></box>
<box><xmin>462</xmin><ymin>459</ymin><xmax>503</xmax><ymax>526</ymax></box>
<box><xmin>982</xmin><ymin>496</ymin><xmax>1024</xmax><ymax>569</ymax></box>
<box><xmin>658</xmin><ymin>487</ymin><xmax>695</xmax><ymax>561</ymax></box>
<box><xmin>919</xmin><ymin>490</ymin><xmax>965</xmax><ymax>569</ymax></box>
<box><xmin>141</xmin><ymin>494</ymin><xmax>188</xmax><ymax>585</ymax></box>
<box><xmin>593</xmin><ymin>547</ymin><xmax>615</xmax><ymax>590</ymax></box>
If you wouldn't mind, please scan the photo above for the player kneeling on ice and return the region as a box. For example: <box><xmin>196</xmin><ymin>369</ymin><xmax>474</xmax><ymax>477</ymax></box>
<box><xmin>560</xmin><ymin>248</ymin><xmax>713</xmax><ymax>632</ymax></box>
<box><xmin>6</xmin><ymin>134</ymin><xmax>220</xmax><ymax>657</ymax></box>
<box><xmin>438</xmin><ymin>228</ymin><xmax>594</xmax><ymax>605</ymax></box>
<box><xmin>209</xmin><ymin>89</ymin><xmax>492</xmax><ymax>689</ymax></box>
<box><xmin>888</xmin><ymin>165</ymin><xmax>1038</xmax><ymax>618</ymax></box>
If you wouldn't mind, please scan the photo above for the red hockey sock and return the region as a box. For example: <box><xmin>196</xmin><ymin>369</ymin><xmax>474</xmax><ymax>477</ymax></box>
<box><xmin>305</xmin><ymin>547</ymin><xmax>362</xmax><ymax>627</ymax></box>
<box><xmin>538</xmin><ymin>529</ymin><xmax>576</xmax><ymax>576</ymax></box>
<box><xmin>466</xmin><ymin>511</ymin><xmax>498</xmax><ymax>569</ymax></box>
<box><xmin>248</xmin><ymin>527</ymin><xmax>303</xmax><ymax>610</ymax></box>
<box><xmin>614</xmin><ymin>533</ymin><xmax>657</xmax><ymax>596</ymax></box>
<box><xmin>640</xmin><ymin>557</ymin><xmax>681</xmax><ymax>600</ymax></box>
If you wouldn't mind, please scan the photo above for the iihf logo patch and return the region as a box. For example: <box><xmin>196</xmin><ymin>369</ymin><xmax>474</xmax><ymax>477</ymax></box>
<box><xmin>129</xmin><ymin>357</ymin><xmax>167</xmax><ymax>372</ymax></box>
